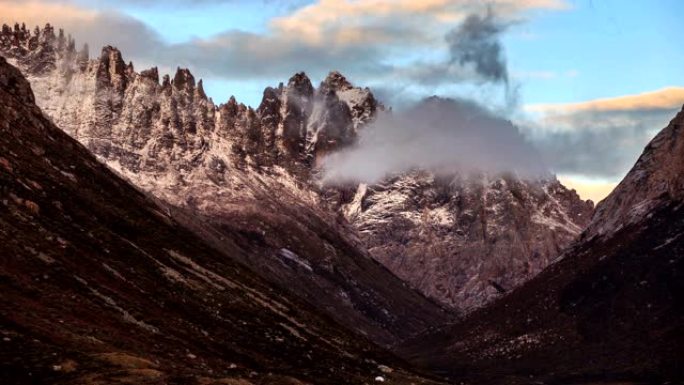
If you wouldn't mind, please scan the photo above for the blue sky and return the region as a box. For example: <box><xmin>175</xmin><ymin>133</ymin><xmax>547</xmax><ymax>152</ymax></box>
<box><xmin>504</xmin><ymin>0</ymin><xmax>684</xmax><ymax>105</ymax></box>
<box><xmin>1</xmin><ymin>0</ymin><xmax>682</xmax><ymax>201</ymax></box>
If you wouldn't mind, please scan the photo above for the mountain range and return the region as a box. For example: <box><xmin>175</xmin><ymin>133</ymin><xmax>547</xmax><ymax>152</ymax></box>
<box><xmin>1</xmin><ymin>22</ymin><xmax>682</xmax><ymax>384</ymax></box>
<box><xmin>1</xmin><ymin>22</ymin><xmax>593</xmax><ymax>313</ymax></box>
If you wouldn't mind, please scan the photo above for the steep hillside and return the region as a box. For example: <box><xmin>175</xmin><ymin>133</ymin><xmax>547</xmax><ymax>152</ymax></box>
<box><xmin>398</xmin><ymin>106</ymin><xmax>684</xmax><ymax>384</ymax></box>
<box><xmin>0</xmin><ymin>56</ymin><xmax>445</xmax><ymax>385</ymax></box>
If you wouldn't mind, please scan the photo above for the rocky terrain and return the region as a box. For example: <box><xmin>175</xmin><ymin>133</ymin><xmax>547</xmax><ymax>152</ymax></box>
<box><xmin>329</xmin><ymin>170</ymin><xmax>593</xmax><ymax>310</ymax></box>
<box><xmin>398</xmin><ymin>105</ymin><xmax>684</xmax><ymax>384</ymax></box>
<box><xmin>0</xmin><ymin>56</ymin><xmax>447</xmax><ymax>385</ymax></box>
<box><xmin>0</xmin><ymin>22</ymin><xmax>593</xmax><ymax>316</ymax></box>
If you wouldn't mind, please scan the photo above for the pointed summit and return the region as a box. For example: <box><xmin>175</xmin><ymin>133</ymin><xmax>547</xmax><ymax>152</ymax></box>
<box><xmin>286</xmin><ymin>71</ymin><xmax>314</xmax><ymax>97</ymax></box>
<box><xmin>196</xmin><ymin>79</ymin><xmax>207</xmax><ymax>100</ymax></box>
<box><xmin>173</xmin><ymin>67</ymin><xmax>195</xmax><ymax>91</ymax></box>
<box><xmin>320</xmin><ymin>70</ymin><xmax>353</xmax><ymax>94</ymax></box>
<box><xmin>140</xmin><ymin>66</ymin><xmax>159</xmax><ymax>84</ymax></box>
<box><xmin>96</xmin><ymin>46</ymin><xmax>127</xmax><ymax>91</ymax></box>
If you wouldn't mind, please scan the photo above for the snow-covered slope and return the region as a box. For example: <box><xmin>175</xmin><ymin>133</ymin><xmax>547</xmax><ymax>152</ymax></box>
<box><xmin>1</xmin><ymin>23</ymin><xmax>593</xmax><ymax>314</ymax></box>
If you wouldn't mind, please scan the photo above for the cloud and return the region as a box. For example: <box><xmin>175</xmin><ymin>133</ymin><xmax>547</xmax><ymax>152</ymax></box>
<box><xmin>522</xmin><ymin>87</ymin><xmax>684</xmax><ymax>179</ymax></box>
<box><xmin>445</xmin><ymin>9</ymin><xmax>509</xmax><ymax>84</ymax></box>
<box><xmin>321</xmin><ymin>97</ymin><xmax>547</xmax><ymax>184</ymax></box>
<box><xmin>2</xmin><ymin>0</ymin><xmax>569</xmax><ymax>104</ymax></box>
<box><xmin>0</xmin><ymin>1</ymin><xmax>98</xmax><ymax>26</ymax></box>
<box><xmin>377</xmin><ymin>7</ymin><xmax>527</xmax><ymax>110</ymax></box>
<box><xmin>526</xmin><ymin>87</ymin><xmax>684</xmax><ymax>113</ymax></box>
<box><xmin>271</xmin><ymin>0</ymin><xmax>568</xmax><ymax>44</ymax></box>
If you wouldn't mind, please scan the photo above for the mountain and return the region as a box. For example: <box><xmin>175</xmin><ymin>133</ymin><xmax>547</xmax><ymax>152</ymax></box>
<box><xmin>325</xmin><ymin>97</ymin><xmax>594</xmax><ymax>310</ymax></box>
<box><xmin>328</xmin><ymin>170</ymin><xmax>593</xmax><ymax>310</ymax></box>
<box><xmin>0</xmin><ymin>23</ymin><xmax>592</xmax><ymax>316</ymax></box>
<box><xmin>0</xmin><ymin>56</ymin><xmax>448</xmax><ymax>385</ymax></box>
<box><xmin>1</xmin><ymin>23</ymin><xmax>452</xmax><ymax>346</ymax></box>
<box><xmin>398</xmin><ymin>105</ymin><xmax>684</xmax><ymax>384</ymax></box>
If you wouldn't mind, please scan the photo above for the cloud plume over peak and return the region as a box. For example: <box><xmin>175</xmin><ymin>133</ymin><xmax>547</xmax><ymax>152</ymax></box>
<box><xmin>321</xmin><ymin>97</ymin><xmax>547</xmax><ymax>185</ymax></box>
<box><xmin>446</xmin><ymin>9</ymin><xmax>509</xmax><ymax>85</ymax></box>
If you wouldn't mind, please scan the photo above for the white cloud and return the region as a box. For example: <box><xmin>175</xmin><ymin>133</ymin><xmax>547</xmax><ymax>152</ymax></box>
<box><xmin>322</xmin><ymin>97</ymin><xmax>547</xmax><ymax>184</ymax></box>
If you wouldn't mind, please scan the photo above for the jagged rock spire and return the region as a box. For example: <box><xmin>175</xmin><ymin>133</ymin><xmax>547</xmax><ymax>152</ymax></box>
<box><xmin>96</xmin><ymin>46</ymin><xmax>128</xmax><ymax>92</ymax></box>
<box><xmin>320</xmin><ymin>70</ymin><xmax>353</xmax><ymax>94</ymax></box>
<box><xmin>173</xmin><ymin>67</ymin><xmax>195</xmax><ymax>91</ymax></box>
<box><xmin>286</xmin><ymin>72</ymin><xmax>314</xmax><ymax>97</ymax></box>
<box><xmin>140</xmin><ymin>67</ymin><xmax>159</xmax><ymax>84</ymax></box>
<box><xmin>196</xmin><ymin>79</ymin><xmax>207</xmax><ymax>100</ymax></box>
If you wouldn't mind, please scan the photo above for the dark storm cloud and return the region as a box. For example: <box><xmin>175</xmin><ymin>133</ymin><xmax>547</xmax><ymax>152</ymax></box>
<box><xmin>445</xmin><ymin>9</ymin><xmax>509</xmax><ymax>84</ymax></box>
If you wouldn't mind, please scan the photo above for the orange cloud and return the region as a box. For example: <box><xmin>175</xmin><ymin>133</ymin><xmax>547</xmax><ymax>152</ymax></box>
<box><xmin>526</xmin><ymin>87</ymin><xmax>684</xmax><ymax>114</ymax></box>
<box><xmin>0</xmin><ymin>1</ymin><xmax>98</xmax><ymax>28</ymax></box>
<box><xmin>271</xmin><ymin>0</ymin><xmax>569</xmax><ymax>46</ymax></box>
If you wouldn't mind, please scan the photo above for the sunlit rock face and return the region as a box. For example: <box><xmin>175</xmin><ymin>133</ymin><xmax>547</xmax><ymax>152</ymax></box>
<box><xmin>1</xmin><ymin>23</ymin><xmax>593</xmax><ymax>314</ymax></box>
<box><xmin>328</xmin><ymin>171</ymin><xmax>593</xmax><ymax>310</ymax></box>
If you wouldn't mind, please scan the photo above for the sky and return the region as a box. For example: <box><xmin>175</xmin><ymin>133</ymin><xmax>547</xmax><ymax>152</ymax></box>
<box><xmin>1</xmin><ymin>0</ymin><xmax>683</xmax><ymax>202</ymax></box>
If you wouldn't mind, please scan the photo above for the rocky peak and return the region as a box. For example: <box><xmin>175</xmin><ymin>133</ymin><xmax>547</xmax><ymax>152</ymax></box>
<box><xmin>586</xmin><ymin>104</ymin><xmax>684</xmax><ymax>237</ymax></box>
<box><xmin>331</xmin><ymin>171</ymin><xmax>593</xmax><ymax>310</ymax></box>
<box><xmin>140</xmin><ymin>66</ymin><xmax>159</xmax><ymax>84</ymax></box>
<box><xmin>173</xmin><ymin>67</ymin><xmax>195</xmax><ymax>92</ymax></box>
<box><xmin>286</xmin><ymin>71</ymin><xmax>314</xmax><ymax>96</ymax></box>
<box><xmin>320</xmin><ymin>70</ymin><xmax>353</xmax><ymax>94</ymax></box>
<box><xmin>196</xmin><ymin>79</ymin><xmax>207</xmax><ymax>100</ymax></box>
<box><xmin>161</xmin><ymin>73</ymin><xmax>171</xmax><ymax>90</ymax></box>
<box><xmin>96</xmin><ymin>46</ymin><xmax>128</xmax><ymax>92</ymax></box>
<box><xmin>257</xmin><ymin>86</ymin><xmax>282</xmax><ymax>131</ymax></box>
<box><xmin>280</xmin><ymin>72</ymin><xmax>315</xmax><ymax>155</ymax></box>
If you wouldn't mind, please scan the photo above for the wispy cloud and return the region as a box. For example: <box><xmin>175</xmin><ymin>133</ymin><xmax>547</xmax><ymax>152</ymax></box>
<box><xmin>526</xmin><ymin>87</ymin><xmax>684</xmax><ymax>113</ymax></box>
<box><xmin>322</xmin><ymin>97</ymin><xmax>547</xmax><ymax>184</ymax></box>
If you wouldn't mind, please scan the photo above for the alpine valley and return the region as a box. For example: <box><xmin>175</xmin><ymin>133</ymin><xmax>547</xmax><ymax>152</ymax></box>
<box><xmin>1</xmin><ymin>21</ymin><xmax>682</xmax><ymax>385</ymax></box>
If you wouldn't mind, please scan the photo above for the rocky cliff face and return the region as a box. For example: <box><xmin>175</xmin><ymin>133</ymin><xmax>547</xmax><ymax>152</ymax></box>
<box><xmin>329</xmin><ymin>171</ymin><xmax>593</xmax><ymax>310</ymax></box>
<box><xmin>0</xmin><ymin>56</ymin><xmax>444</xmax><ymax>385</ymax></box>
<box><xmin>1</xmin><ymin>23</ymin><xmax>593</xmax><ymax>313</ymax></box>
